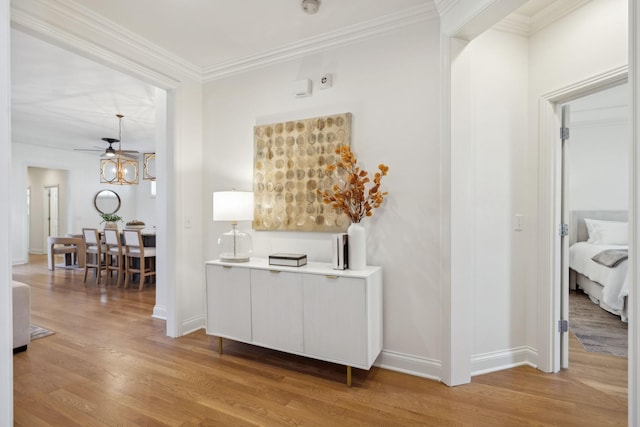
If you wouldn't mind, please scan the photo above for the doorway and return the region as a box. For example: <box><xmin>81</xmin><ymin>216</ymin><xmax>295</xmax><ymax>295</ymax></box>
<box><xmin>44</xmin><ymin>185</ymin><xmax>59</xmax><ymax>243</ymax></box>
<box><xmin>559</xmin><ymin>83</ymin><xmax>630</xmax><ymax>366</ymax></box>
<box><xmin>27</xmin><ymin>167</ymin><xmax>68</xmax><ymax>255</ymax></box>
<box><xmin>537</xmin><ymin>66</ymin><xmax>629</xmax><ymax>372</ymax></box>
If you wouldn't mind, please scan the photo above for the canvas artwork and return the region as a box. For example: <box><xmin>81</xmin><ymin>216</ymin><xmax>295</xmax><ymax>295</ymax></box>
<box><xmin>253</xmin><ymin>112</ymin><xmax>352</xmax><ymax>232</ymax></box>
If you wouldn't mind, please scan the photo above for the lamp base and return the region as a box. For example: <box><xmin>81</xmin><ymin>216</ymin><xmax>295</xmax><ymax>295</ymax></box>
<box><xmin>217</xmin><ymin>226</ymin><xmax>252</xmax><ymax>263</ymax></box>
<box><xmin>219</xmin><ymin>254</ymin><xmax>250</xmax><ymax>263</ymax></box>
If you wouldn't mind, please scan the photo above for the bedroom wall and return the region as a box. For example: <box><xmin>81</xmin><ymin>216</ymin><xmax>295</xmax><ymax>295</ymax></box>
<box><xmin>527</xmin><ymin>0</ymin><xmax>628</xmax><ymax>358</ymax></box>
<box><xmin>203</xmin><ymin>21</ymin><xmax>443</xmax><ymax>376</ymax></box>
<box><xmin>567</xmin><ymin>85</ymin><xmax>629</xmax><ymax>211</ymax></box>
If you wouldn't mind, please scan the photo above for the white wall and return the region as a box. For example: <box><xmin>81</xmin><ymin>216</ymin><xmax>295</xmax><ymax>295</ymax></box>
<box><xmin>135</xmin><ymin>178</ymin><xmax>158</xmax><ymax>229</ymax></box>
<box><xmin>0</xmin><ymin>0</ymin><xmax>13</xmax><ymax>422</ymax></box>
<box><xmin>168</xmin><ymin>81</ymin><xmax>205</xmax><ymax>335</ymax></box>
<box><xmin>463</xmin><ymin>28</ymin><xmax>530</xmax><ymax>369</ymax></box>
<box><xmin>203</xmin><ymin>22</ymin><xmax>443</xmax><ymax>375</ymax></box>
<box><xmin>567</xmin><ymin>87</ymin><xmax>629</xmax><ymax>211</ymax></box>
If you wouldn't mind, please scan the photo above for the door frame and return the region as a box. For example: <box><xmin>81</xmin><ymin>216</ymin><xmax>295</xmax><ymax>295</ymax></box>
<box><xmin>536</xmin><ymin>66</ymin><xmax>628</xmax><ymax>373</ymax></box>
<box><xmin>43</xmin><ymin>184</ymin><xmax>59</xmax><ymax>249</ymax></box>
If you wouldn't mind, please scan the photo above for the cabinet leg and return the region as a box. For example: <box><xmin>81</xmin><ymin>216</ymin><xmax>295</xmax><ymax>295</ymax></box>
<box><xmin>218</xmin><ymin>337</ymin><xmax>223</xmax><ymax>355</ymax></box>
<box><xmin>346</xmin><ymin>366</ymin><xmax>352</xmax><ymax>386</ymax></box>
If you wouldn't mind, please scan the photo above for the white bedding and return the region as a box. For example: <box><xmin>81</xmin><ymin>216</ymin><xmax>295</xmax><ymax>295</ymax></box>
<box><xmin>569</xmin><ymin>241</ymin><xmax>629</xmax><ymax>313</ymax></box>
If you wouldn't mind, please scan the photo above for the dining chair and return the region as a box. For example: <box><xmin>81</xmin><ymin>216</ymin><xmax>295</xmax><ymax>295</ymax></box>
<box><xmin>47</xmin><ymin>236</ymin><xmax>85</xmax><ymax>271</ymax></box>
<box><xmin>104</xmin><ymin>228</ymin><xmax>124</xmax><ymax>287</ymax></box>
<box><xmin>82</xmin><ymin>228</ymin><xmax>107</xmax><ymax>284</ymax></box>
<box><xmin>123</xmin><ymin>229</ymin><xmax>156</xmax><ymax>290</ymax></box>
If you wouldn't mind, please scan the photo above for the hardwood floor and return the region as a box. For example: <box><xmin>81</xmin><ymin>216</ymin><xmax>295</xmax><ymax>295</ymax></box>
<box><xmin>13</xmin><ymin>255</ymin><xmax>627</xmax><ymax>426</ymax></box>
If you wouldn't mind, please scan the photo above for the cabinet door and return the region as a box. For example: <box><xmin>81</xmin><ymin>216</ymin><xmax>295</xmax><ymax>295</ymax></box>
<box><xmin>303</xmin><ymin>275</ymin><xmax>367</xmax><ymax>367</ymax></box>
<box><xmin>206</xmin><ymin>264</ymin><xmax>252</xmax><ymax>342</ymax></box>
<box><xmin>250</xmin><ymin>269</ymin><xmax>303</xmax><ymax>353</ymax></box>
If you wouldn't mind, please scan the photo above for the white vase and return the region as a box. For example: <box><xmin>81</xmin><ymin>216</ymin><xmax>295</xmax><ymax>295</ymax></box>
<box><xmin>348</xmin><ymin>222</ymin><xmax>366</xmax><ymax>270</ymax></box>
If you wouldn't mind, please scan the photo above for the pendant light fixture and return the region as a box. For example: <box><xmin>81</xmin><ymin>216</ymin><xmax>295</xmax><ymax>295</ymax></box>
<box><xmin>99</xmin><ymin>114</ymin><xmax>139</xmax><ymax>185</ymax></box>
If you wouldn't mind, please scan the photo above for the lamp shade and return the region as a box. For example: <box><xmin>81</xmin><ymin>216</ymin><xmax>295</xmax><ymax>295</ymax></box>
<box><xmin>213</xmin><ymin>191</ymin><xmax>254</xmax><ymax>222</ymax></box>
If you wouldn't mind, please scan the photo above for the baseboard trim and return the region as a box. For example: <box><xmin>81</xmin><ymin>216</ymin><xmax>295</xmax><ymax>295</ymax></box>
<box><xmin>181</xmin><ymin>315</ymin><xmax>206</xmax><ymax>336</ymax></box>
<box><xmin>471</xmin><ymin>346</ymin><xmax>537</xmax><ymax>376</ymax></box>
<box><xmin>375</xmin><ymin>349</ymin><xmax>442</xmax><ymax>382</ymax></box>
<box><xmin>152</xmin><ymin>305</ymin><xmax>167</xmax><ymax>320</ymax></box>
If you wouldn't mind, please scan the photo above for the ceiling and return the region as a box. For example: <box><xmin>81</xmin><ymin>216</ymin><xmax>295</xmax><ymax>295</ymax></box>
<box><xmin>70</xmin><ymin>0</ymin><xmax>430</xmax><ymax>71</ymax></box>
<box><xmin>11</xmin><ymin>29</ymin><xmax>158</xmax><ymax>155</ymax></box>
<box><xmin>11</xmin><ymin>0</ymin><xmax>588</xmax><ymax>155</ymax></box>
<box><xmin>11</xmin><ymin>0</ymin><xmax>430</xmax><ymax>155</ymax></box>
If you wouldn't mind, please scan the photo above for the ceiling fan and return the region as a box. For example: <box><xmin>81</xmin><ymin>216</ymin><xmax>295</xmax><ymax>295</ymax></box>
<box><xmin>74</xmin><ymin>114</ymin><xmax>139</xmax><ymax>159</ymax></box>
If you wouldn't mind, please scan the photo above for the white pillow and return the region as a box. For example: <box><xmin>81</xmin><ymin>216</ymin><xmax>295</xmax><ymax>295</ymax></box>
<box><xmin>584</xmin><ymin>218</ymin><xmax>628</xmax><ymax>245</ymax></box>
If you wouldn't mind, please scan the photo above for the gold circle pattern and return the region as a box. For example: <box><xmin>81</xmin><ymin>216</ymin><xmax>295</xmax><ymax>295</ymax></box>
<box><xmin>253</xmin><ymin>113</ymin><xmax>352</xmax><ymax>231</ymax></box>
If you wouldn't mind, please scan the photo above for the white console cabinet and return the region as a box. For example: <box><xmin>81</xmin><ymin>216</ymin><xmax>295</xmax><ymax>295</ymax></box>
<box><xmin>205</xmin><ymin>258</ymin><xmax>383</xmax><ymax>385</ymax></box>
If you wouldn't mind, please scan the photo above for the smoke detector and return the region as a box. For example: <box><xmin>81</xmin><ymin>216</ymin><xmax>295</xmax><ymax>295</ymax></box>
<box><xmin>302</xmin><ymin>0</ymin><xmax>320</xmax><ymax>14</ymax></box>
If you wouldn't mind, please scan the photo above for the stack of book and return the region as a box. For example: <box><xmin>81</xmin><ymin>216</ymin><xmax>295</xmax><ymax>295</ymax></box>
<box><xmin>268</xmin><ymin>253</ymin><xmax>308</xmax><ymax>267</ymax></box>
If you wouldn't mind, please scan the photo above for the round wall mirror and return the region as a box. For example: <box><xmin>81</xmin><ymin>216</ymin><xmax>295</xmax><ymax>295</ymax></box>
<box><xmin>94</xmin><ymin>190</ymin><xmax>121</xmax><ymax>214</ymax></box>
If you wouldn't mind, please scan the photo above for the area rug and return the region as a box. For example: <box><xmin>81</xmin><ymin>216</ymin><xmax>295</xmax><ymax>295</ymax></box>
<box><xmin>30</xmin><ymin>324</ymin><xmax>55</xmax><ymax>341</ymax></box>
<box><xmin>569</xmin><ymin>291</ymin><xmax>627</xmax><ymax>357</ymax></box>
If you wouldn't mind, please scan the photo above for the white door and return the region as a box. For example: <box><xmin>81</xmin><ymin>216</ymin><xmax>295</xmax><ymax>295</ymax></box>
<box><xmin>303</xmin><ymin>274</ymin><xmax>367</xmax><ymax>367</ymax></box>
<box><xmin>560</xmin><ymin>104</ymin><xmax>570</xmax><ymax>369</ymax></box>
<box><xmin>205</xmin><ymin>264</ymin><xmax>252</xmax><ymax>342</ymax></box>
<box><xmin>49</xmin><ymin>186</ymin><xmax>59</xmax><ymax>237</ymax></box>
<box><xmin>250</xmin><ymin>269</ymin><xmax>303</xmax><ymax>352</ymax></box>
<box><xmin>42</xmin><ymin>185</ymin><xmax>59</xmax><ymax>253</ymax></box>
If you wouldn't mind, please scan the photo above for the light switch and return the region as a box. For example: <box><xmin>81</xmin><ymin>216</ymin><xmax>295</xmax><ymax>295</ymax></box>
<box><xmin>514</xmin><ymin>214</ymin><xmax>523</xmax><ymax>231</ymax></box>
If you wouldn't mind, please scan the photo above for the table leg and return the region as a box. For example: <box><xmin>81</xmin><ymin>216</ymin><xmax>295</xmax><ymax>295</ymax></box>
<box><xmin>47</xmin><ymin>249</ymin><xmax>54</xmax><ymax>271</ymax></box>
<box><xmin>218</xmin><ymin>337</ymin><xmax>223</xmax><ymax>355</ymax></box>
<box><xmin>346</xmin><ymin>366</ymin><xmax>352</xmax><ymax>386</ymax></box>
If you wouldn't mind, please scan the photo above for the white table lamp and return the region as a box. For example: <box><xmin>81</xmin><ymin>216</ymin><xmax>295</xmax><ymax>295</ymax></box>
<box><xmin>213</xmin><ymin>190</ymin><xmax>254</xmax><ymax>262</ymax></box>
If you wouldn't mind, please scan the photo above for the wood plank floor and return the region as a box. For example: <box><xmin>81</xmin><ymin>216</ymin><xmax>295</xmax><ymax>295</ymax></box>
<box><xmin>13</xmin><ymin>255</ymin><xmax>627</xmax><ymax>426</ymax></box>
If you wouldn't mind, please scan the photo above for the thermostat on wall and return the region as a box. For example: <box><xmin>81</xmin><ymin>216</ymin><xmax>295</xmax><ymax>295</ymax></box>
<box><xmin>292</xmin><ymin>78</ymin><xmax>312</xmax><ymax>98</ymax></box>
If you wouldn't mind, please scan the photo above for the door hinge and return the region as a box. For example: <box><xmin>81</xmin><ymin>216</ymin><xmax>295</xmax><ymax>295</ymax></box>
<box><xmin>558</xmin><ymin>319</ymin><xmax>568</xmax><ymax>333</ymax></box>
<box><xmin>560</xmin><ymin>127</ymin><xmax>570</xmax><ymax>140</ymax></box>
<box><xmin>559</xmin><ymin>223</ymin><xmax>569</xmax><ymax>237</ymax></box>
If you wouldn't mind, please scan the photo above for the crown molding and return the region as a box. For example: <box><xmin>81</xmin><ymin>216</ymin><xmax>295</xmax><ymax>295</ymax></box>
<box><xmin>494</xmin><ymin>0</ymin><xmax>590</xmax><ymax>37</ymax></box>
<box><xmin>202</xmin><ymin>3</ymin><xmax>439</xmax><ymax>82</ymax></box>
<box><xmin>11</xmin><ymin>0</ymin><xmax>202</xmax><ymax>85</ymax></box>
<box><xmin>492</xmin><ymin>12</ymin><xmax>530</xmax><ymax>37</ymax></box>
<box><xmin>433</xmin><ymin>0</ymin><xmax>459</xmax><ymax>17</ymax></box>
<box><xmin>12</xmin><ymin>0</ymin><xmax>439</xmax><ymax>85</ymax></box>
<box><xmin>529</xmin><ymin>0</ymin><xmax>590</xmax><ymax>35</ymax></box>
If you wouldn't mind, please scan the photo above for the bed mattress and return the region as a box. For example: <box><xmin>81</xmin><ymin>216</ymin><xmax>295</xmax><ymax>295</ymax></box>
<box><xmin>569</xmin><ymin>241</ymin><xmax>628</xmax><ymax>316</ymax></box>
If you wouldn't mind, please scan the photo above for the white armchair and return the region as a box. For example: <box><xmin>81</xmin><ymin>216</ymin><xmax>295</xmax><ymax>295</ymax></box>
<box><xmin>12</xmin><ymin>281</ymin><xmax>30</xmax><ymax>353</ymax></box>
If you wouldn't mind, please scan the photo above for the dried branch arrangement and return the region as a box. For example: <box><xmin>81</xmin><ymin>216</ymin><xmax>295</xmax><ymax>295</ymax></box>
<box><xmin>318</xmin><ymin>145</ymin><xmax>389</xmax><ymax>223</ymax></box>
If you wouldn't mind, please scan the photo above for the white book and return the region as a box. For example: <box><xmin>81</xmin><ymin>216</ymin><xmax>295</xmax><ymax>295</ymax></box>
<box><xmin>332</xmin><ymin>233</ymin><xmax>348</xmax><ymax>270</ymax></box>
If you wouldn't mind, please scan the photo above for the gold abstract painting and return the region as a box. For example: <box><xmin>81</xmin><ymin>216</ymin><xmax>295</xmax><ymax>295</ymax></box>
<box><xmin>253</xmin><ymin>112</ymin><xmax>352</xmax><ymax>232</ymax></box>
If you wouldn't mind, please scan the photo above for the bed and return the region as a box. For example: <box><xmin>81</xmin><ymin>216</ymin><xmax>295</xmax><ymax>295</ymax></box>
<box><xmin>568</xmin><ymin>210</ymin><xmax>629</xmax><ymax>322</ymax></box>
